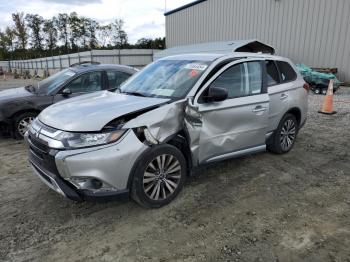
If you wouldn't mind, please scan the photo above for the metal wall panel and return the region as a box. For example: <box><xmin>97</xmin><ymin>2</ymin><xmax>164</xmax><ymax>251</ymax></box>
<box><xmin>166</xmin><ymin>0</ymin><xmax>350</xmax><ymax>81</ymax></box>
<box><xmin>0</xmin><ymin>49</ymin><xmax>157</xmax><ymax>75</ymax></box>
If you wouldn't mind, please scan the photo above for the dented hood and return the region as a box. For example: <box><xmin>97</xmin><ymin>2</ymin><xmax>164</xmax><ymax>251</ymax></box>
<box><xmin>38</xmin><ymin>91</ymin><xmax>169</xmax><ymax>132</ymax></box>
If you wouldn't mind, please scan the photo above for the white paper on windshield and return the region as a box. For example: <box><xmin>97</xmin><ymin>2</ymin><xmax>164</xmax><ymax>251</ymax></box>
<box><xmin>184</xmin><ymin>63</ymin><xmax>208</xmax><ymax>71</ymax></box>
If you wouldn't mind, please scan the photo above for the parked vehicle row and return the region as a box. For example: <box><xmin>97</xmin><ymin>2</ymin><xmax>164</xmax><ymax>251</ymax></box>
<box><xmin>0</xmin><ymin>62</ymin><xmax>137</xmax><ymax>138</ymax></box>
<box><xmin>21</xmin><ymin>53</ymin><xmax>308</xmax><ymax>208</ymax></box>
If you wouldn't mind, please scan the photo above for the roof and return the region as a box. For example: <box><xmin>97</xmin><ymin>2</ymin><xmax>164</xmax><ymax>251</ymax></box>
<box><xmin>154</xmin><ymin>40</ymin><xmax>275</xmax><ymax>60</ymax></box>
<box><xmin>164</xmin><ymin>0</ymin><xmax>207</xmax><ymax>16</ymax></box>
<box><xmin>159</xmin><ymin>52</ymin><xmax>286</xmax><ymax>62</ymax></box>
<box><xmin>70</xmin><ymin>64</ymin><xmax>137</xmax><ymax>74</ymax></box>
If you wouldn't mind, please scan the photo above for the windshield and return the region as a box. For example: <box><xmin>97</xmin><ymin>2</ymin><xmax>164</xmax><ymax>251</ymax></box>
<box><xmin>38</xmin><ymin>68</ymin><xmax>76</xmax><ymax>94</ymax></box>
<box><xmin>119</xmin><ymin>60</ymin><xmax>211</xmax><ymax>98</ymax></box>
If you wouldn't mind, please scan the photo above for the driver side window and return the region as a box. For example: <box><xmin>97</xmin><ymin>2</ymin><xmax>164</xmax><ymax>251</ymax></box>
<box><xmin>65</xmin><ymin>72</ymin><xmax>102</xmax><ymax>93</ymax></box>
<box><xmin>208</xmin><ymin>61</ymin><xmax>262</xmax><ymax>99</ymax></box>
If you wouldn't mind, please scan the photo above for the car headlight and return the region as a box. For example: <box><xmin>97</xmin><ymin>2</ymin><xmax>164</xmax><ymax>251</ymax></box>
<box><xmin>54</xmin><ymin>130</ymin><xmax>126</xmax><ymax>149</ymax></box>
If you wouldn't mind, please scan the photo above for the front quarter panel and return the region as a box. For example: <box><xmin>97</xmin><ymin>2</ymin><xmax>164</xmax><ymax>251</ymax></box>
<box><xmin>123</xmin><ymin>100</ymin><xmax>187</xmax><ymax>143</ymax></box>
<box><xmin>2</xmin><ymin>95</ymin><xmax>53</xmax><ymax>118</ymax></box>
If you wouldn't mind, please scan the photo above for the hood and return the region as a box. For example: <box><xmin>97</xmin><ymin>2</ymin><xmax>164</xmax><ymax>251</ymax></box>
<box><xmin>0</xmin><ymin>87</ymin><xmax>35</xmax><ymax>103</ymax></box>
<box><xmin>39</xmin><ymin>91</ymin><xmax>170</xmax><ymax>132</ymax></box>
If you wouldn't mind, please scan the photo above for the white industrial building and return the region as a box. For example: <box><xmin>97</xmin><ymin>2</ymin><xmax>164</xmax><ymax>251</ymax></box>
<box><xmin>164</xmin><ymin>0</ymin><xmax>350</xmax><ymax>82</ymax></box>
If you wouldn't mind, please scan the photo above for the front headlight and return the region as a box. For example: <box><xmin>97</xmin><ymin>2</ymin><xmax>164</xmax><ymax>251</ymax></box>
<box><xmin>54</xmin><ymin>130</ymin><xmax>126</xmax><ymax>149</ymax></box>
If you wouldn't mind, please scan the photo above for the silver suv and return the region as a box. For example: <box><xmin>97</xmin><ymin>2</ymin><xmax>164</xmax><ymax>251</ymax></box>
<box><xmin>25</xmin><ymin>53</ymin><xmax>308</xmax><ymax>208</ymax></box>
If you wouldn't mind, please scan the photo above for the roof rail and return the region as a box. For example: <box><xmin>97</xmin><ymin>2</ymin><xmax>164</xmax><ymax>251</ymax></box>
<box><xmin>69</xmin><ymin>61</ymin><xmax>100</xmax><ymax>67</ymax></box>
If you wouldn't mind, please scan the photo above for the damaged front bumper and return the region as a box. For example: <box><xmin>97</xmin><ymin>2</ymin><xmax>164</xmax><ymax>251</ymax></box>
<box><xmin>25</xmin><ymin>129</ymin><xmax>148</xmax><ymax>201</ymax></box>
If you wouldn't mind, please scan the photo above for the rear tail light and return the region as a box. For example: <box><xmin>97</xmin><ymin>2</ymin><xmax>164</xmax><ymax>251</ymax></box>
<box><xmin>303</xmin><ymin>83</ymin><xmax>310</xmax><ymax>91</ymax></box>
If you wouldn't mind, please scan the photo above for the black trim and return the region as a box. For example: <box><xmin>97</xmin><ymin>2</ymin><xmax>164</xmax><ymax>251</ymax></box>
<box><xmin>30</xmin><ymin>160</ymin><xmax>82</xmax><ymax>201</ymax></box>
<box><xmin>80</xmin><ymin>189</ymin><xmax>129</xmax><ymax>202</ymax></box>
<box><xmin>29</xmin><ymin>157</ymin><xmax>130</xmax><ymax>202</ymax></box>
<box><xmin>261</xmin><ymin>60</ymin><xmax>268</xmax><ymax>94</ymax></box>
<box><xmin>164</xmin><ymin>0</ymin><xmax>207</xmax><ymax>16</ymax></box>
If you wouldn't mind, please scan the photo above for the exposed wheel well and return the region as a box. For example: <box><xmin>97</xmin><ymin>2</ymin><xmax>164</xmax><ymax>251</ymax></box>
<box><xmin>166</xmin><ymin>131</ymin><xmax>192</xmax><ymax>176</ymax></box>
<box><xmin>286</xmin><ymin>107</ymin><xmax>301</xmax><ymax>126</ymax></box>
<box><xmin>11</xmin><ymin>109</ymin><xmax>41</xmax><ymax>120</ymax></box>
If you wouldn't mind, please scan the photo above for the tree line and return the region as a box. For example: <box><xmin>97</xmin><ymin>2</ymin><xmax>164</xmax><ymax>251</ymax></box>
<box><xmin>0</xmin><ymin>12</ymin><xmax>165</xmax><ymax>60</ymax></box>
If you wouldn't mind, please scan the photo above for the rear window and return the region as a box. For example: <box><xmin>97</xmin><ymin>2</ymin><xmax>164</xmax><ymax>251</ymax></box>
<box><xmin>276</xmin><ymin>61</ymin><xmax>297</xmax><ymax>83</ymax></box>
<box><xmin>265</xmin><ymin>60</ymin><xmax>280</xmax><ymax>86</ymax></box>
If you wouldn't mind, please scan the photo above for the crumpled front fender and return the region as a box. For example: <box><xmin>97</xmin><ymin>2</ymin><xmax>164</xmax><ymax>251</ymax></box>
<box><xmin>123</xmin><ymin>100</ymin><xmax>186</xmax><ymax>143</ymax></box>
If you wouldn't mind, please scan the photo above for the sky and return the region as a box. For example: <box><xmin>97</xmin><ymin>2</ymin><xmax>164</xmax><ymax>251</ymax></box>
<box><xmin>0</xmin><ymin>0</ymin><xmax>194</xmax><ymax>43</ymax></box>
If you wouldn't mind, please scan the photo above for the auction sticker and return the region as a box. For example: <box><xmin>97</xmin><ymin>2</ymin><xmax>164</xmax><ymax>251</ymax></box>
<box><xmin>184</xmin><ymin>63</ymin><xmax>208</xmax><ymax>71</ymax></box>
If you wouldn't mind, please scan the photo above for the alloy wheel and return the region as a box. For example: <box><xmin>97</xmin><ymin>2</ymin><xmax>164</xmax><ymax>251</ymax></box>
<box><xmin>143</xmin><ymin>154</ymin><xmax>182</xmax><ymax>201</ymax></box>
<box><xmin>17</xmin><ymin>116</ymin><xmax>35</xmax><ymax>136</ymax></box>
<box><xmin>280</xmin><ymin>119</ymin><xmax>296</xmax><ymax>151</ymax></box>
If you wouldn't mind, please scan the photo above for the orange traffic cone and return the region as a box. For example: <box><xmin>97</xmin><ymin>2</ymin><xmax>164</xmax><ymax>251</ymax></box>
<box><xmin>318</xmin><ymin>79</ymin><xmax>337</xmax><ymax>115</ymax></box>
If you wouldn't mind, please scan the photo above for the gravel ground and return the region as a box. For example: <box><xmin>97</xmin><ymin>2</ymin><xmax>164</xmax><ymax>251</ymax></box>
<box><xmin>0</xmin><ymin>78</ymin><xmax>349</xmax><ymax>262</ymax></box>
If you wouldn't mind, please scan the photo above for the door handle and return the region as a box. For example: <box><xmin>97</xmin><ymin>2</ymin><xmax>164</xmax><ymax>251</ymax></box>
<box><xmin>252</xmin><ymin>106</ymin><xmax>267</xmax><ymax>113</ymax></box>
<box><xmin>280</xmin><ymin>93</ymin><xmax>289</xmax><ymax>100</ymax></box>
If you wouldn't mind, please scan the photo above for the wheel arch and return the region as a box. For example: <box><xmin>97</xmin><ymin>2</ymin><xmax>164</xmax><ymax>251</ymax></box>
<box><xmin>285</xmin><ymin>107</ymin><xmax>301</xmax><ymax>126</ymax></box>
<box><xmin>165</xmin><ymin>130</ymin><xmax>192</xmax><ymax>176</ymax></box>
<box><xmin>10</xmin><ymin>108</ymin><xmax>41</xmax><ymax>120</ymax></box>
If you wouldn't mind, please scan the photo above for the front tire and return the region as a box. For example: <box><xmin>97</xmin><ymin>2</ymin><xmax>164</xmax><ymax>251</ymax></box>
<box><xmin>13</xmin><ymin>112</ymin><xmax>37</xmax><ymax>139</ymax></box>
<box><xmin>131</xmin><ymin>144</ymin><xmax>187</xmax><ymax>208</ymax></box>
<box><xmin>267</xmin><ymin>114</ymin><xmax>298</xmax><ymax>154</ymax></box>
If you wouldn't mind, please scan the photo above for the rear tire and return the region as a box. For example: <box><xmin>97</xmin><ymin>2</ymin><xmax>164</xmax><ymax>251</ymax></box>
<box><xmin>131</xmin><ymin>144</ymin><xmax>187</xmax><ymax>208</ymax></box>
<box><xmin>314</xmin><ymin>87</ymin><xmax>321</xmax><ymax>95</ymax></box>
<box><xmin>13</xmin><ymin>112</ymin><xmax>37</xmax><ymax>139</ymax></box>
<box><xmin>267</xmin><ymin>114</ymin><xmax>298</xmax><ymax>154</ymax></box>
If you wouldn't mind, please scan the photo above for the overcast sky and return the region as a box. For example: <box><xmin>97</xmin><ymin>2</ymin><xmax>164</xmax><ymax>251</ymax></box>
<box><xmin>0</xmin><ymin>0</ymin><xmax>193</xmax><ymax>43</ymax></box>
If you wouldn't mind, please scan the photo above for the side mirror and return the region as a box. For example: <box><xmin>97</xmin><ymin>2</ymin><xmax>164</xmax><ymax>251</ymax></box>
<box><xmin>207</xmin><ymin>86</ymin><xmax>228</xmax><ymax>102</ymax></box>
<box><xmin>62</xmin><ymin>88</ymin><xmax>72</xmax><ymax>96</ymax></box>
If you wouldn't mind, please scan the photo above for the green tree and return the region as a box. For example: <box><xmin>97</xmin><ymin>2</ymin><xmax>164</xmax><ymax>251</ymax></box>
<box><xmin>98</xmin><ymin>24</ymin><xmax>112</xmax><ymax>47</ymax></box>
<box><xmin>56</xmin><ymin>13</ymin><xmax>69</xmax><ymax>51</ymax></box>
<box><xmin>0</xmin><ymin>30</ymin><xmax>5</xmax><ymax>59</ymax></box>
<box><xmin>111</xmin><ymin>19</ymin><xmax>128</xmax><ymax>48</ymax></box>
<box><xmin>43</xmin><ymin>18</ymin><xmax>58</xmax><ymax>51</ymax></box>
<box><xmin>5</xmin><ymin>27</ymin><xmax>16</xmax><ymax>52</ymax></box>
<box><xmin>68</xmin><ymin>12</ymin><xmax>81</xmax><ymax>49</ymax></box>
<box><xmin>86</xmin><ymin>18</ymin><xmax>99</xmax><ymax>48</ymax></box>
<box><xmin>135</xmin><ymin>37</ymin><xmax>165</xmax><ymax>49</ymax></box>
<box><xmin>12</xmin><ymin>12</ymin><xmax>27</xmax><ymax>50</ymax></box>
<box><xmin>25</xmin><ymin>14</ymin><xmax>44</xmax><ymax>50</ymax></box>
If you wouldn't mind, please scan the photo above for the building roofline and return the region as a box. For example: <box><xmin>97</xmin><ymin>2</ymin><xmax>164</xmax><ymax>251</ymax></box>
<box><xmin>164</xmin><ymin>0</ymin><xmax>207</xmax><ymax>16</ymax></box>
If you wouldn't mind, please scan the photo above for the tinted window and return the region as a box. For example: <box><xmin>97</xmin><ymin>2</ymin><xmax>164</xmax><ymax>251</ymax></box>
<box><xmin>107</xmin><ymin>71</ymin><xmax>131</xmax><ymax>89</ymax></box>
<box><xmin>65</xmin><ymin>72</ymin><xmax>102</xmax><ymax>93</ymax></box>
<box><xmin>276</xmin><ymin>61</ymin><xmax>297</xmax><ymax>82</ymax></box>
<box><xmin>265</xmin><ymin>60</ymin><xmax>280</xmax><ymax>86</ymax></box>
<box><xmin>209</xmin><ymin>62</ymin><xmax>262</xmax><ymax>99</ymax></box>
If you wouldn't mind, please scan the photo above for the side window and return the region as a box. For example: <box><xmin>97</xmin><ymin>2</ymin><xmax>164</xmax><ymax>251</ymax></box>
<box><xmin>106</xmin><ymin>71</ymin><xmax>131</xmax><ymax>89</ymax></box>
<box><xmin>210</xmin><ymin>63</ymin><xmax>245</xmax><ymax>98</ymax></box>
<box><xmin>209</xmin><ymin>61</ymin><xmax>262</xmax><ymax>99</ymax></box>
<box><xmin>246</xmin><ymin>62</ymin><xmax>263</xmax><ymax>95</ymax></box>
<box><xmin>65</xmin><ymin>72</ymin><xmax>102</xmax><ymax>93</ymax></box>
<box><xmin>265</xmin><ymin>60</ymin><xmax>280</xmax><ymax>86</ymax></box>
<box><xmin>276</xmin><ymin>61</ymin><xmax>297</xmax><ymax>82</ymax></box>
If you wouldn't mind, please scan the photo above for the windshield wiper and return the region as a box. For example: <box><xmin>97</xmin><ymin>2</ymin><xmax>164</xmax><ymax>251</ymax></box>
<box><xmin>122</xmin><ymin>91</ymin><xmax>148</xmax><ymax>97</ymax></box>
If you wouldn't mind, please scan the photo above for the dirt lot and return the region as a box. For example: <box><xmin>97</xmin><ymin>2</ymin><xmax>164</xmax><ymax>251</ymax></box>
<box><xmin>0</xmin><ymin>78</ymin><xmax>349</xmax><ymax>262</ymax></box>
